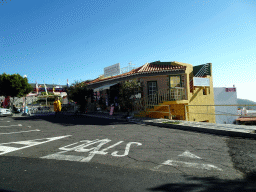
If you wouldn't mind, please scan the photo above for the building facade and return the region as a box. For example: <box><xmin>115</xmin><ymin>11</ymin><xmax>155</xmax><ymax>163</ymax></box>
<box><xmin>214</xmin><ymin>87</ymin><xmax>238</xmax><ymax>124</ymax></box>
<box><xmin>86</xmin><ymin>61</ymin><xmax>216</xmax><ymax>123</ymax></box>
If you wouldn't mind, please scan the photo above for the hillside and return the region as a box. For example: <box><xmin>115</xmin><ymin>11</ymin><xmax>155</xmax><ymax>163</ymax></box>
<box><xmin>237</xmin><ymin>98</ymin><xmax>256</xmax><ymax>110</ymax></box>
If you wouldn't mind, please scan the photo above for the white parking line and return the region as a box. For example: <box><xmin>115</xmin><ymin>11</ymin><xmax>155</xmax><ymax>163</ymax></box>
<box><xmin>0</xmin><ymin>124</ymin><xmax>22</xmax><ymax>128</ymax></box>
<box><xmin>0</xmin><ymin>129</ymin><xmax>40</xmax><ymax>135</ymax></box>
<box><xmin>0</xmin><ymin>135</ymin><xmax>72</xmax><ymax>155</ymax></box>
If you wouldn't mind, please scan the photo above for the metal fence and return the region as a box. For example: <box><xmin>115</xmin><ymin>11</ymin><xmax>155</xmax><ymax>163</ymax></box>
<box><xmin>25</xmin><ymin>105</ymin><xmax>54</xmax><ymax>114</ymax></box>
<box><xmin>185</xmin><ymin>104</ymin><xmax>256</xmax><ymax>124</ymax></box>
<box><xmin>185</xmin><ymin>104</ymin><xmax>256</xmax><ymax>117</ymax></box>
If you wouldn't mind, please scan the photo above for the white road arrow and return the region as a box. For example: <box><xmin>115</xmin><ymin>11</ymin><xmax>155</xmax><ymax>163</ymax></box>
<box><xmin>178</xmin><ymin>150</ymin><xmax>202</xmax><ymax>159</ymax></box>
<box><xmin>162</xmin><ymin>160</ymin><xmax>222</xmax><ymax>171</ymax></box>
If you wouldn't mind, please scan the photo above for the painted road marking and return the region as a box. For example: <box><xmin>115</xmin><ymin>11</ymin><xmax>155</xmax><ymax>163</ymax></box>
<box><xmin>0</xmin><ymin>124</ymin><xmax>22</xmax><ymax>128</ymax></box>
<box><xmin>0</xmin><ymin>135</ymin><xmax>72</xmax><ymax>155</ymax></box>
<box><xmin>162</xmin><ymin>160</ymin><xmax>223</xmax><ymax>171</ymax></box>
<box><xmin>152</xmin><ymin>160</ymin><xmax>222</xmax><ymax>172</ymax></box>
<box><xmin>0</xmin><ymin>129</ymin><xmax>40</xmax><ymax>135</ymax></box>
<box><xmin>178</xmin><ymin>150</ymin><xmax>202</xmax><ymax>159</ymax></box>
<box><xmin>151</xmin><ymin>150</ymin><xmax>221</xmax><ymax>172</ymax></box>
<box><xmin>41</xmin><ymin>138</ymin><xmax>142</xmax><ymax>163</ymax></box>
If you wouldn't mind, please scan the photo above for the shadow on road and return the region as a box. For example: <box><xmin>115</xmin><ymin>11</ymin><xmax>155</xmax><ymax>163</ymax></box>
<box><xmin>11</xmin><ymin>113</ymin><xmax>132</xmax><ymax>127</ymax></box>
<box><xmin>147</xmin><ymin>172</ymin><xmax>256</xmax><ymax>192</ymax></box>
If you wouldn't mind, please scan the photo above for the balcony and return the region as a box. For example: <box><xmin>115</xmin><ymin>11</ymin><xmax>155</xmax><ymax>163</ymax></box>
<box><xmin>133</xmin><ymin>87</ymin><xmax>187</xmax><ymax>112</ymax></box>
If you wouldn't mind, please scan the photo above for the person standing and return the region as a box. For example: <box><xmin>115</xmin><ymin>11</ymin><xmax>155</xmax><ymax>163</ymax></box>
<box><xmin>54</xmin><ymin>97</ymin><xmax>62</xmax><ymax>117</ymax></box>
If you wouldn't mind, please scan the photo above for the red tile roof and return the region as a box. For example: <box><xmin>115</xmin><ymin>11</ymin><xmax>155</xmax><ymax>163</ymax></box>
<box><xmin>86</xmin><ymin>62</ymin><xmax>186</xmax><ymax>86</ymax></box>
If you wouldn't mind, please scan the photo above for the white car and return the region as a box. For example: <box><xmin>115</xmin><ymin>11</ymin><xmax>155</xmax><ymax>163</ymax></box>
<box><xmin>0</xmin><ymin>108</ymin><xmax>13</xmax><ymax>117</ymax></box>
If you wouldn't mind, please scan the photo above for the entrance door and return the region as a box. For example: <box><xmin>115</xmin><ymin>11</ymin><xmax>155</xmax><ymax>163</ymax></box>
<box><xmin>147</xmin><ymin>81</ymin><xmax>158</xmax><ymax>105</ymax></box>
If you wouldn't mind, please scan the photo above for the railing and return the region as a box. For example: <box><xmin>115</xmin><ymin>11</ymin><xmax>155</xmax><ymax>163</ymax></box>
<box><xmin>28</xmin><ymin>106</ymin><xmax>54</xmax><ymax>114</ymax></box>
<box><xmin>133</xmin><ymin>87</ymin><xmax>186</xmax><ymax>113</ymax></box>
<box><xmin>185</xmin><ymin>104</ymin><xmax>256</xmax><ymax>117</ymax></box>
<box><xmin>185</xmin><ymin>104</ymin><xmax>256</xmax><ymax>124</ymax></box>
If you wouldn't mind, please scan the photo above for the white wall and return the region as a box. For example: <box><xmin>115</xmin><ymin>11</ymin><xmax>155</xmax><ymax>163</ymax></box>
<box><xmin>214</xmin><ymin>87</ymin><xmax>238</xmax><ymax>124</ymax></box>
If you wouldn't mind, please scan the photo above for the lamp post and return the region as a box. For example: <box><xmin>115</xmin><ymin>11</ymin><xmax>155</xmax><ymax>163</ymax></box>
<box><xmin>23</xmin><ymin>75</ymin><xmax>27</xmax><ymax>115</ymax></box>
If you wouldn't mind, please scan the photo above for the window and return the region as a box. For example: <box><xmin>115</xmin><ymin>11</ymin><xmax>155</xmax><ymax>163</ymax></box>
<box><xmin>147</xmin><ymin>81</ymin><xmax>157</xmax><ymax>96</ymax></box>
<box><xmin>203</xmin><ymin>88</ymin><xmax>207</xmax><ymax>95</ymax></box>
<box><xmin>170</xmin><ymin>76</ymin><xmax>181</xmax><ymax>88</ymax></box>
<box><xmin>169</xmin><ymin>75</ymin><xmax>185</xmax><ymax>100</ymax></box>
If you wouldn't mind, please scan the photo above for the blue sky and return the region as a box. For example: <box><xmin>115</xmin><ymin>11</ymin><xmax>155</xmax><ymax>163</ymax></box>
<box><xmin>0</xmin><ymin>0</ymin><xmax>256</xmax><ymax>101</ymax></box>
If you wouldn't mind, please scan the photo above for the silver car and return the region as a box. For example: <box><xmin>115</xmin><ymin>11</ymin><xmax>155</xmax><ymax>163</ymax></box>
<box><xmin>0</xmin><ymin>108</ymin><xmax>13</xmax><ymax>117</ymax></box>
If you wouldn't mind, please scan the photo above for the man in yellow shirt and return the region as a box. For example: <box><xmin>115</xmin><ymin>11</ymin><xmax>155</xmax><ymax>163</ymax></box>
<box><xmin>54</xmin><ymin>97</ymin><xmax>61</xmax><ymax>117</ymax></box>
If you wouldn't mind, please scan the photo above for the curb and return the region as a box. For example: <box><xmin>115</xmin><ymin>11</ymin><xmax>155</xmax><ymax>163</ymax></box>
<box><xmin>144</xmin><ymin>121</ymin><xmax>256</xmax><ymax>139</ymax></box>
<box><xmin>85</xmin><ymin>113</ymin><xmax>256</xmax><ymax>139</ymax></box>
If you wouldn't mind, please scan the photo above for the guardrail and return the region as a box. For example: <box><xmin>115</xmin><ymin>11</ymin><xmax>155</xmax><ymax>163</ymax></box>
<box><xmin>185</xmin><ymin>104</ymin><xmax>256</xmax><ymax>116</ymax></box>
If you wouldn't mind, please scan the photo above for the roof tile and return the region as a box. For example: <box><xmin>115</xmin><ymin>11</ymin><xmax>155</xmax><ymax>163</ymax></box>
<box><xmin>86</xmin><ymin>62</ymin><xmax>186</xmax><ymax>85</ymax></box>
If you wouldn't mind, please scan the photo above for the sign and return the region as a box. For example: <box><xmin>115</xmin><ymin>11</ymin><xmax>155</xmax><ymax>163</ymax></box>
<box><xmin>104</xmin><ymin>63</ymin><xmax>121</xmax><ymax>77</ymax></box>
<box><xmin>110</xmin><ymin>106</ymin><xmax>114</xmax><ymax>116</ymax></box>
<box><xmin>193</xmin><ymin>77</ymin><xmax>210</xmax><ymax>87</ymax></box>
<box><xmin>225</xmin><ymin>88</ymin><xmax>236</xmax><ymax>92</ymax></box>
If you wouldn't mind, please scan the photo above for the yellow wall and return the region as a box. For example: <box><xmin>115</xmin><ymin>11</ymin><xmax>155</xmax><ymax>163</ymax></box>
<box><xmin>186</xmin><ymin>63</ymin><xmax>215</xmax><ymax>123</ymax></box>
<box><xmin>141</xmin><ymin>62</ymin><xmax>216</xmax><ymax>123</ymax></box>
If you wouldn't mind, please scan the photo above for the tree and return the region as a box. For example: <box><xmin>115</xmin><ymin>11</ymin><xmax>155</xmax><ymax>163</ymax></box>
<box><xmin>66</xmin><ymin>81</ymin><xmax>93</xmax><ymax>113</ymax></box>
<box><xmin>0</xmin><ymin>73</ymin><xmax>33</xmax><ymax>109</ymax></box>
<box><xmin>118</xmin><ymin>79</ymin><xmax>142</xmax><ymax>115</ymax></box>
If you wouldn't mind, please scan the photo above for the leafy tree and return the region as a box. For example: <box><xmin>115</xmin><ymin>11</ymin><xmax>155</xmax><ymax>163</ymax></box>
<box><xmin>0</xmin><ymin>73</ymin><xmax>33</xmax><ymax>109</ymax></box>
<box><xmin>118</xmin><ymin>79</ymin><xmax>142</xmax><ymax>115</ymax></box>
<box><xmin>66</xmin><ymin>81</ymin><xmax>93</xmax><ymax>113</ymax></box>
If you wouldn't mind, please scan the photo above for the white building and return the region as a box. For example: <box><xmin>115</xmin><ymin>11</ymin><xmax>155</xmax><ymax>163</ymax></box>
<box><xmin>214</xmin><ymin>87</ymin><xmax>238</xmax><ymax>124</ymax></box>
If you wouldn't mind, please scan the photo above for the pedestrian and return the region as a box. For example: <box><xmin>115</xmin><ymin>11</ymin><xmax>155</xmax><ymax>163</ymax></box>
<box><xmin>54</xmin><ymin>97</ymin><xmax>62</xmax><ymax>117</ymax></box>
<box><xmin>13</xmin><ymin>105</ymin><xmax>18</xmax><ymax>112</ymax></box>
<box><xmin>0</xmin><ymin>100</ymin><xmax>3</xmax><ymax>108</ymax></box>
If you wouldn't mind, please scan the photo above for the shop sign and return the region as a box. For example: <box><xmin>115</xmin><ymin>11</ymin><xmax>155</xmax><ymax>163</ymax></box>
<box><xmin>225</xmin><ymin>88</ymin><xmax>236</xmax><ymax>92</ymax></box>
<box><xmin>193</xmin><ymin>77</ymin><xmax>210</xmax><ymax>87</ymax></box>
<box><xmin>104</xmin><ymin>63</ymin><xmax>121</xmax><ymax>77</ymax></box>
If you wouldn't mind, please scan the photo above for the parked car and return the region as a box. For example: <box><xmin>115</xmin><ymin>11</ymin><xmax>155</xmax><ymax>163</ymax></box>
<box><xmin>0</xmin><ymin>108</ymin><xmax>13</xmax><ymax>117</ymax></box>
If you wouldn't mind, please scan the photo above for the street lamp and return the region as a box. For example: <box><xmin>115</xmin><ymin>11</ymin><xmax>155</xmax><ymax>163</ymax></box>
<box><xmin>23</xmin><ymin>75</ymin><xmax>27</xmax><ymax>115</ymax></box>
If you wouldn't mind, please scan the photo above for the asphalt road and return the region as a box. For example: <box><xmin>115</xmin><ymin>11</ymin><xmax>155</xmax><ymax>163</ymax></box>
<box><xmin>1</xmin><ymin>114</ymin><xmax>256</xmax><ymax>191</ymax></box>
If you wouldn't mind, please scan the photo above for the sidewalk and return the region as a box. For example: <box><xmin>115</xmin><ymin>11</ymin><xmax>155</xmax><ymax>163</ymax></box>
<box><xmin>84</xmin><ymin>111</ymin><xmax>256</xmax><ymax>139</ymax></box>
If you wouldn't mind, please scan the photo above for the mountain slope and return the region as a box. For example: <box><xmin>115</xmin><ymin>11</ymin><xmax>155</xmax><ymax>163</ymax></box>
<box><xmin>237</xmin><ymin>98</ymin><xmax>256</xmax><ymax>110</ymax></box>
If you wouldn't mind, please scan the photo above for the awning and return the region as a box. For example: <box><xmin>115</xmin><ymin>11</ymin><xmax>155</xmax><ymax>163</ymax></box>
<box><xmin>93</xmin><ymin>83</ymin><xmax>118</xmax><ymax>92</ymax></box>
